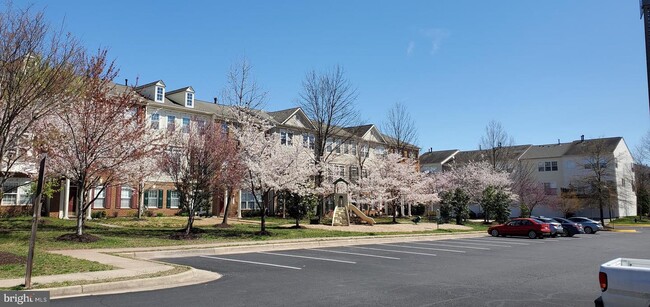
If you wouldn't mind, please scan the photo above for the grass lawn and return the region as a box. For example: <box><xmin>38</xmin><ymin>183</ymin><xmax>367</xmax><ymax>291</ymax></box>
<box><xmin>0</xmin><ymin>215</ymin><xmax>484</xmax><ymax>279</ymax></box>
<box><xmin>610</xmin><ymin>216</ymin><xmax>650</xmax><ymax>225</ymax></box>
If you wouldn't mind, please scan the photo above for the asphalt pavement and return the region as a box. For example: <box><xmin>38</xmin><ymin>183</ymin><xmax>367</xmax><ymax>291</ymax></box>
<box><xmin>52</xmin><ymin>228</ymin><xmax>649</xmax><ymax>307</ymax></box>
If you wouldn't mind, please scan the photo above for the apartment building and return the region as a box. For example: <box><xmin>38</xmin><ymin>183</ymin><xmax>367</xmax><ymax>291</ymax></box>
<box><xmin>419</xmin><ymin>137</ymin><xmax>637</xmax><ymax>218</ymax></box>
<box><xmin>1</xmin><ymin>80</ymin><xmax>420</xmax><ymax>218</ymax></box>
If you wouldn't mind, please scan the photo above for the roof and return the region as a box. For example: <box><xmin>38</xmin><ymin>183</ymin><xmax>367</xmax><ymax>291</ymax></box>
<box><xmin>134</xmin><ymin>80</ymin><xmax>164</xmax><ymax>89</ymax></box>
<box><xmin>563</xmin><ymin>137</ymin><xmax>622</xmax><ymax>156</ymax></box>
<box><xmin>165</xmin><ymin>86</ymin><xmax>194</xmax><ymax>95</ymax></box>
<box><xmin>520</xmin><ymin>143</ymin><xmax>572</xmax><ymax>159</ymax></box>
<box><xmin>267</xmin><ymin>107</ymin><xmax>300</xmax><ymax>124</ymax></box>
<box><xmin>343</xmin><ymin>124</ymin><xmax>374</xmax><ymax>138</ymax></box>
<box><xmin>419</xmin><ymin>149</ymin><xmax>459</xmax><ymax>165</ymax></box>
<box><xmin>444</xmin><ymin>144</ymin><xmax>531</xmax><ymax>165</ymax></box>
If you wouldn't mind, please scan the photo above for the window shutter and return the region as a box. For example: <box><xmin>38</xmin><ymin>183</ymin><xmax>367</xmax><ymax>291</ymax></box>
<box><xmin>144</xmin><ymin>190</ymin><xmax>149</xmax><ymax>208</ymax></box>
<box><xmin>158</xmin><ymin>190</ymin><xmax>163</xmax><ymax>209</ymax></box>
<box><xmin>116</xmin><ymin>186</ymin><xmax>121</xmax><ymax>209</ymax></box>
<box><xmin>166</xmin><ymin>190</ymin><xmax>171</xmax><ymax>209</ymax></box>
<box><xmin>105</xmin><ymin>186</ymin><xmax>111</xmax><ymax>209</ymax></box>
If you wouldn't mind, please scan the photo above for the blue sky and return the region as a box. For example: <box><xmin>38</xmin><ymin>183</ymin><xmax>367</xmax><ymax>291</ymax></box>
<box><xmin>13</xmin><ymin>0</ymin><xmax>650</xmax><ymax>153</ymax></box>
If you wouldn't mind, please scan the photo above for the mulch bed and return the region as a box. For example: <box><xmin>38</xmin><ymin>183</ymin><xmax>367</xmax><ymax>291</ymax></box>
<box><xmin>169</xmin><ymin>228</ymin><xmax>204</xmax><ymax>240</ymax></box>
<box><xmin>214</xmin><ymin>223</ymin><xmax>233</xmax><ymax>228</ymax></box>
<box><xmin>55</xmin><ymin>233</ymin><xmax>101</xmax><ymax>243</ymax></box>
<box><xmin>0</xmin><ymin>251</ymin><xmax>26</xmax><ymax>265</ymax></box>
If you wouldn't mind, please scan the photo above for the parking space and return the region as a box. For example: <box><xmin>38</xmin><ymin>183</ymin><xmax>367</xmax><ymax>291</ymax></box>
<box><xmin>53</xmin><ymin>229</ymin><xmax>648</xmax><ymax>307</ymax></box>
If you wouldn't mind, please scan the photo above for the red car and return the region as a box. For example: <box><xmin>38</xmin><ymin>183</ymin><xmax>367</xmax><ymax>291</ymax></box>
<box><xmin>487</xmin><ymin>218</ymin><xmax>551</xmax><ymax>239</ymax></box>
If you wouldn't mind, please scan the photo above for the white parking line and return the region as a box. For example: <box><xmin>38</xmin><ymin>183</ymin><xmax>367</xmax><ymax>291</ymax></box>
<box><xmin>451</xmin><ymin>239</ymin><xmax>524</xmax><ymax>247</ymax></box>
<box><xmin>258</xmin><ymin>252</ymin><xmax>356</xmax><ymax>264</ymax></box>
<box><xmin>380</xmin><ymin>243</ymin><xmax>466</xmax><ymax>254</ymax></box>
<box><xmin>349</xmin><ymin>246</ymin><xmax>437</xmax><ymax>257</ymax></box>
<box><xmin>458</xmin><ymin>238</ymin><xmax>533</xmax><ymax>245</ymax></box>
<box><xmin>409</xmin><ymin>242</ymin><xmax>491</xmax><ymax>250</ymax></box>
<box><xmin>309</xmin><ymin>249</ymin><xmax>401</xmax><ymax>260</ymax></box>
<box><xmin>200</xmin><ymin>255</ymin><xmax>302</xmax><ymax>270</ymax></box>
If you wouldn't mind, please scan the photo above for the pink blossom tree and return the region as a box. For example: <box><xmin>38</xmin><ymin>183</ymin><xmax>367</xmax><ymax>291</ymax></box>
<box><xmin>44</xmin><ymin>51</ymin><xmax>156</xmax><ymax>237</ymax></box>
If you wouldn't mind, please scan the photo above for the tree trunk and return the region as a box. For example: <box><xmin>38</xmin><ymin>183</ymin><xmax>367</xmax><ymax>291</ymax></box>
<box><xmin>137</xmin><ymin>182</ymin><xmax>144</xmax><ymax>220</ymax></box>
<box><xmin>75</xmin><ymin>184</ymin><xmax>84</xmax><ymax>236</ymax></box>
<box><xmin>221</xmin><ymin>187</ymin><xmax>232</xmax><ymax>225</ymax></box>
<box><xmin>392</xmin><ymin>202</ymin><xmax>397</xmax><ymax>224</ymax></box>
<box><xmin>260</xmin><ymin>201</ymin><xmax>267</xmax><ymax>233</ymax></box>
<box><xmin>185</xmin><ymin>197</ymin><xmax>194</xmax><ymax>235</ymax></box>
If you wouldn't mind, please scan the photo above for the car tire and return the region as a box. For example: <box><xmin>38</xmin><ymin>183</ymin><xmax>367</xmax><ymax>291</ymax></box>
<box><xmin>551</xmin><ymin>233</ymin><xmax>557</xmax><ymax>238</ymax></box>
<box><xmin>584</xmin><ymin>226</ymin><xmax>593</xmax><ymax>234</ymax></box>
<box><xmin>528</xmin><ymin>230</ymin><xmax>537</xmax><ymax>239</ymax></box>
<box><xmin>490</xmin><ymin>229</ymin><xmax>499</xmax><ymax>237</ymax></box>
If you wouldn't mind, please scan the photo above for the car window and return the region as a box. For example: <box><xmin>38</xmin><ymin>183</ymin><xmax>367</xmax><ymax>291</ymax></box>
<box><xmin>521</xmin><ymin>220</ymin><xmax>531</xmax><ymax>226</ymax></box>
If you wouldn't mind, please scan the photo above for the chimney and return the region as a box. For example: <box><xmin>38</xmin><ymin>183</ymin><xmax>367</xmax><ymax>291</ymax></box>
<box><xmin>125</xmin><ymin>79</ymin><xmax>128</xmax><ymax>86</ymax></box>
<box><xmin>557</xmin><ymin>139</ymin><xmax>560</xmax><ymax>145</ymax></box>
<box><xmin>213</xmin><ymin>97</ymin><xmax>218</xmax><ymax>104</ymax></box>
<box><xmin>429</xmin><ymin>147</ymin><xmax>432</xmax><ymax>152</ymax></box>
<box><xmin>581</xmin><ymin>135</ymin><xmax>584</xmax><ymax>142</ymax></box>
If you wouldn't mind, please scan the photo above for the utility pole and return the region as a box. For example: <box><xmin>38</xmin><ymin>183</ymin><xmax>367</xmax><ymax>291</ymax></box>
<box><xmin>641</xmin><ymin>0</ymin><xmax>650</xmax><ymax>111</ymax></box>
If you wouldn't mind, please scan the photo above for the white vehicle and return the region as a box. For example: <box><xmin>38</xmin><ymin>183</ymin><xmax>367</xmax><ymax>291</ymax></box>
<box><xmin>596</xmin><ymin>258</ymin><xmax>650</xmax><ymax>307</ymax></box>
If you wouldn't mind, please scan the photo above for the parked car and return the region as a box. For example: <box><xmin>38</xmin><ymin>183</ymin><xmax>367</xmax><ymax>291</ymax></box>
<box><xmin>550</xmin><ymin>217</ymin><xmax>584</xmax><ymax>237</ymax></box>
<box><xmin>532</xmin><ymin>217</ymin><xmax>564</xmax><ymax>238</ymax></box>
<box><xmin>487</xmin><ymin>218</ymin><xmax>551</xmax><ymax>239</ymax></box>
<box><xmin>568</xmin><ymin>217</ymin><xmax>604</xmax><ymax>234</ymax></box>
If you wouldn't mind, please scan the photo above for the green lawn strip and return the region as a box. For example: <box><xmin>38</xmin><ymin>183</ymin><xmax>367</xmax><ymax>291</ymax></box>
<box><xmin>0</xmin><ymin>243</ymin><xmax>113</xmax><ymax>279</ymax></box>
<box><xmin>610</xmin><ymin>216</ymin><xmax>650</xmax><ymax>225</ymax></box>
<box><xmin>1</xmin><ymin>265</ymin><xmax>189</xmax><ymax>290</ymax></box>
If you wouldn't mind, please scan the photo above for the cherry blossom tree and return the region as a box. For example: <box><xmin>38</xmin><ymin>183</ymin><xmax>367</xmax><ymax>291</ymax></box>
<box><xmin>359</xmin><ymin>153</ymin><xmax>423</xmax><ymax>223</ymax></box>
<box><xmin>0</xmin><ymin>4</ymin><xmax>84</xmax><ymax>194</ymax></box>
<box><xmin>160</xmin><ymin>121</ymin><xmax>239</xmax><ymax>236</ymax></box>
<box><xmin>44</xmin><ymin>51</ymin><xmax>156</xmax><ymax>237</ymax></box>
<box><xmin>232</xmin><ymin>111</ymin><xmax>316</xmax><ymax>235</ymax></box>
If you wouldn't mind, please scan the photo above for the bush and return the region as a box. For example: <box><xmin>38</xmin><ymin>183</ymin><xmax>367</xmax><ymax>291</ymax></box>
<box><xmin>144</xmin><ymin>210</ymin><xmax>155</xmax><ymax>217</ymax></box>
<box><xmin>156</xmin><ymin>212</ymin><xmax>164</xmax><ymax>217</ymax></box>
<box><xmin>411</xmin><ymin>204</ymin><xmax>426</xmax><ymax>216</ymax></box>
<box><xmin>91</xmin><ymin>211</ymin><xmax>106</xmax><ymax>219</ymax></box>
<box><xmin>242</xmin><ymin>210</ymin><xmax>262</xmax><ymax>218</ymax></box>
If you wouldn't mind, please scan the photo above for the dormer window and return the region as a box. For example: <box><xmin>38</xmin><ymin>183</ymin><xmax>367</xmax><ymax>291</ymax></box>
<box><xmin>155</xmin><ymin>86</ymin><xmax>165</xmax><ymax>102</ymax></box>
<box><xmin>186</xmin><ymin>93</ymin><xmax>194</xmax><ymax>107</ymax></box>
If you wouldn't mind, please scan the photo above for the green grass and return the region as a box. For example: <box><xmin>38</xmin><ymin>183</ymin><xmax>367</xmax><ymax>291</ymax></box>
<box><xmin>610</xmin><ymin>216</ymin><xmax>650</xmax><ymax>225</ymax></box>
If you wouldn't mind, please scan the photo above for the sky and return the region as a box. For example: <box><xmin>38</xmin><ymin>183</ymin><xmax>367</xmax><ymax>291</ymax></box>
<box><xmin>10</xmin><ymin>0</ymin><xmax>650</xmax><ymax>154</ymax></box>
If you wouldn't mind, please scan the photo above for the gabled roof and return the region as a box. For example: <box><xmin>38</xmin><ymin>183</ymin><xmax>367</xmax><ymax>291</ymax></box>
<box><xmin>563</xmin><ymin>137</ymin><xmax>622</xmax><ymax>156</ymax></box>
<box><xmin>447</xmin><ymin>144</ymin><xmax>531</xmax><ymax>165</ymax></box>
<box><xmin>419</xmin><ymin>149</ymin><xmax>459</xmax><ymax>165</ymax></box>
<box><xmin>343</xmin><ymin>124</ymin><xmax>374</xmax><ymax>138</ymax></box>
<box><xmin>134</xmin><ymin>80</ymin><xmax>165</xmax><ymax>89</ymax></box>
<box><xmin>520</xmin><ymin>143</ymin><xmax>572</xmax><ymax>159</ymax></box>
<box><xmin>166</xmin><ymin>86</ymin><xmax>195</xmax><ymax>95</ymax></box>
<box><xmin>268</xmin><ymin>107</ymin><xmax>300</xmax><ymax>124</ymax></box>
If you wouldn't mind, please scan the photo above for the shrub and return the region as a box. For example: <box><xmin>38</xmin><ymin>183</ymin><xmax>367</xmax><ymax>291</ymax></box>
<box><xmin>144</xmin><ymin>210</ymin><xmax>155</xmax><ymax>217</ymax></box>
<box><xmin>91</xmin><ymin>211</ymin><xmax>107</xmax><ymax>219</ymax></box>
<box><xmin>411</xmin><ymin>204</ymin><xmax>426</xmax><ymax>216</ymax></box>
<box><xmin>156</xmin><ymin>212</ymin><xmax>164</xmax><ymax>217</ymax></box>
<box><xmin>242</xmin><ymin>210</ymin><xmax>262</xmax><ymax>218</ymax></box>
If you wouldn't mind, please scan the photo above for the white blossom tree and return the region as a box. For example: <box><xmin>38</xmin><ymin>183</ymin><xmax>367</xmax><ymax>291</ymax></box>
<box><xmin>232</xmin><ymin>111</ymin><xmax>316</xmax><ymax>234</ymax></box>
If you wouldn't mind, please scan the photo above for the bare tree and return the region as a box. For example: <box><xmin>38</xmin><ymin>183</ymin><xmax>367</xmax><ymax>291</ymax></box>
<box><xmin>221</xmin><ymin>58</ymin><xmax>267</xmax><ymax>110</ymax></box>
<box><xmin>480</xmin><ymin>120</ymin><xmax>515</xmax><ymax>171</ymax></box>
<box><xmin>382</xmin><ymin>102</ymin><xmax>418</xmax><ymax>155</ymax></box>
<box><xmin>0</xmin><ymin>4</ymin><xmax>83</xmax><ymax>194</ymax></box>
<box><xmin>298</xmin><ymin>65</ymin><xmax>359</xmax><ymax>211</ymax></box>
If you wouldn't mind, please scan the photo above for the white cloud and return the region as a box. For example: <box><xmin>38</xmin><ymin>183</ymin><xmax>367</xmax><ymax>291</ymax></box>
<box><xmin>406</xmin><ymin>41</ymin><xmax>415</xmax><ymax>56</ymax></box>
<box><xmin>420</xmin><ymin>28</ymin><xmax>450</xmax><ymax>55</ymax></box>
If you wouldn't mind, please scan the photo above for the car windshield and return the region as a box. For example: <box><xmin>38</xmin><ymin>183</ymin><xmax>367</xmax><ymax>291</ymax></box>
<box><xmin>552</xmin><ymin>217</ymin><xmax>570</xmax><ymax>223</ymax></box>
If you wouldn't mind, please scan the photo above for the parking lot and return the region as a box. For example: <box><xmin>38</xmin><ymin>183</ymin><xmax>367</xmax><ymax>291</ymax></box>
<box><xmin>53</xmin><ymin>229</ymin><xmax>649</xmax><ymax>307</ymax></box>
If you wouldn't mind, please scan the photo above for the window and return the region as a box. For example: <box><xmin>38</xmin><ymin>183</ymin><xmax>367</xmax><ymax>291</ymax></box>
<box><xmin>167</xmin><ymin>115</ymin><xmax>175</xmax><ymax>131</ymax></box>
<box><xmin>375</xmin><ymin>146</ymin><xmax>385</xmax><ymax>156</ymax></box>
<box><xmin>1</xmin><ymin>185</ymin><xmax>17</xmax><ymax>206</ymax></box>
<box><xmin>155</xmin><ymin>86</ymin><xmax>164</xmax><ymax>102</ymax></box>
<box><xmin>543</xmin><ymin>182</ymin><xmax>557</xmax><ymax>195</ymax></box>
<box><xmin>538</xmin><ymin>161</ymin><xmax>558</xmax><ymax>172</ymax></box>
<box><xmin>335</xmin><ymin>165</ymin><xmax>345</xmax><ymax>178</ymax></box>
<box><xmin>361</xmin><ymin>169</ymin><xmax>368</xmax><ymax>179</ymax></box>
<box><xmin>335</xmin><ymin>139</ymin><xmax>341</xmax><ymax>154</ymax></box>
<box><xmin>240</xmin><ymin>191</ymin><xmax>257</xmax><ymax>210</ymax></box>
<box><xmin>182</xmin><ymin>117</ymin><xmax>190</xmax><ymax>133</ymax></box>
<box><xmin>120</xmin><ymin>187</ymin><xmax>133</xmax><ymax>208</ymax></box>
<box><xmin>621</xmin><ymin>178</ymin><xmax>626</xmax><ymax>187</ymax></box>
<box><xmin>361</xmin><ymin>145</ymin><xmax>369</xmax><ymax>157</ymax></box>
<box><xmin>146</xmin><ymin>190</ymin><xmax>159</xmax><ymax>208</ymax></box>
<box><xmin>343</xmin><ymin>141</ymin><xmax>349</xmax><ymax>154</ymax></box>
<box><xmin>326</xmin><ymin>140</ymin><xmax>333</xmax><ymax>152</ymax></box>
<box><xmin>93</xmin><ymin>187</ymin><xmax>106</xmax><ymax>209</ymax></box>
<box><xmin>186</xmin><ymin>93</ymin><xmax>194</xmax><ymax>107</ymax></box>
<box><xmin>584</xmin><ymin>160</ymin><xmax>607</xmax><ymax>170</ymax></box>
<box><xmin>168</xmin><ymin>190</ymin><xmax>180</xmax><ymax>209</ymax></box>
<box><xmin>221</xmin><ymin>122</ymin><xmax>229</xmax><ymax>134</ymax></box>
<box><xmin>350</xmin><ymin>166</ymin><xmax>359</xmax><ymax>182</ymax></box>
<box><xmin>351</xmin><ymin>141</ymin><xmax>357</xmax><ymax>155</ymax></box>
<box><xmin>151</xmin><ymin>113</ymin><xmax>160</xmax><ymax>130</ymax></box>
<box><xmin>197</xmin><ymin>120</ymin><xmax>206</xmax><ymax>134</ymax></box>
<box><xmin>302</xmin><ymin>133</ymin><xmax>315</xmax><ymax>149</ymax></box>
<box><xmin>280</xmin><ymin>129</ymin><xmax>293</xmax><ymax>146</ymax></box>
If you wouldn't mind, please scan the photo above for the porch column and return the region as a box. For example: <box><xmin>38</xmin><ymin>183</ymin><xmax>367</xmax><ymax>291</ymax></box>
<box><xmin>237</xmin><ymin>190</ymin><xmax>242</xmax><ymax>219</ymax></box>
<box><xmin>86</xmin><ymin>191</ymin><xmax>93</xmax><ymax>220</ymax></box>
<box><xmin>383</xmin><ymin>200</ymin><xmax>388</xmax><ymax>215</ymax></box>
<box><xmin>408</xmin><ymin>203</ymin><xmax>412</xmax><ymax>217</ymax></box>
<box><xmin>58</xmin><ymin>179</ymin><xmax>65</xmax><ymax>219</ymax></box>
<box><xmin>62</xmin><ymin>178</ymin><xmax>70</xmax><ymax>219</ymax></box>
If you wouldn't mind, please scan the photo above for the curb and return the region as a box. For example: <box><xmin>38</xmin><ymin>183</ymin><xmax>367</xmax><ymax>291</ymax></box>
<box><xmin>122</xmin><ymin>232</ymin><xmax>488</xmax><ymax>260</ymax></box>
<box><xmin>607</xmin><ymin>229</ymin><xmax>638</xmax><ymax>233</ymax></box>
<box><xmin>44</xmin><ymin>268</ymin><xmax>221</xmax><ymax>299</ymax></box>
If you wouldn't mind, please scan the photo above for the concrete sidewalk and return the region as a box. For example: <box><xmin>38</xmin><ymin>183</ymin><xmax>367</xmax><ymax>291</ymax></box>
<box><xmin>2</xmin><ymin>231</ymin><xmax>486</xmax><ymax>299</ymax></box>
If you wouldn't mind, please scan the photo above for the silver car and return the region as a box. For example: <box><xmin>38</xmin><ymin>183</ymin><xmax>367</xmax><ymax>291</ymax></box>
<box><xmin>533</xmin><ymin>217</ymin><xmax>564</xmax><ymax>238</ymax></box>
